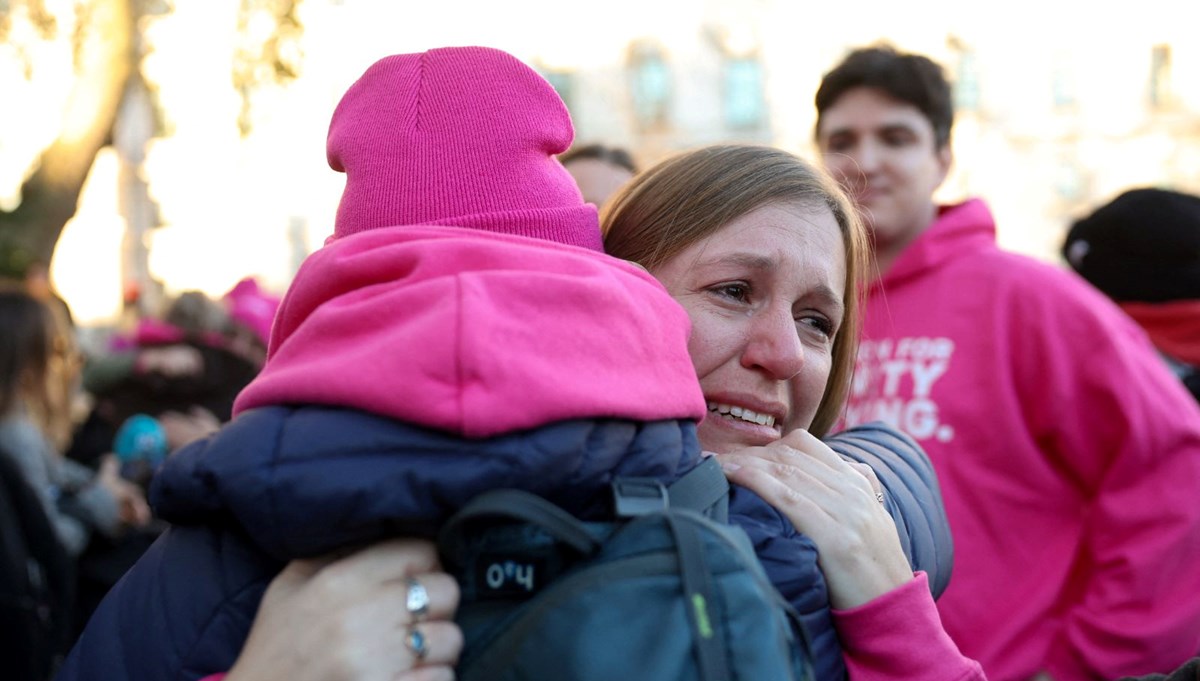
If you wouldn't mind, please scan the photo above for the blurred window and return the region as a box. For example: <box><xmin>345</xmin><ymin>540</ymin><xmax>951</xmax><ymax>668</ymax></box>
<box><xmin>627</xmin><ymin>41</ymin><xmax>671</xmax><ymax>130</ymax></box>
<box><xmin>954</xmin><ymin>49</ymin><xmax>981</xmax><ymax>112</ymax></box>
<box><xmin>1149</xmin><ymin>44</ymin><xmax>1173</xmax><ymax>110</ymax></box>
<box><xmin>723</xmin><ymin>56</ymin><xmax>765</xmax><ymax>130</ymax></box>
<box><xmin>542</xmin><ymin>70</ymin><xmax>575</xmax><ymax>114</ymax></box>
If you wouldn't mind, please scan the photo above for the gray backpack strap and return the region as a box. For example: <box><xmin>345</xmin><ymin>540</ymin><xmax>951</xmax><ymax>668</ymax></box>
<box><xmin>668</xmin><ymin>457</ymin><xmax>730</xmax><ymax>522</ymax></box>
<box><xmin>439</xmin><ymin>489</ymin><xmax>601</xmax><ymax>557</ymax></box>
<box><xmin>667</xmin><ymin>512</ymin><xmax>732</xmax><ymax>681</ymax></box>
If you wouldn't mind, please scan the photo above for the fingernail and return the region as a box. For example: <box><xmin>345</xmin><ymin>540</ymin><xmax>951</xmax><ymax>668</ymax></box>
<box><xmin>720</xmin><ymin>460</ymin><xmax>741</xmax><ymax>473</ymax></box>
<box><xmin>701</xmin><ymin>450</ymin><xmax>718</xmax><ymax>459</ymax></box>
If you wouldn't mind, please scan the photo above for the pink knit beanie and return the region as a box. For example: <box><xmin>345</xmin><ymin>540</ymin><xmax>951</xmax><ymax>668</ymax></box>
<box><xmin>326</xmin><ymin>46</ymin><xmax>601</xmax><ymax>251</ymax></box>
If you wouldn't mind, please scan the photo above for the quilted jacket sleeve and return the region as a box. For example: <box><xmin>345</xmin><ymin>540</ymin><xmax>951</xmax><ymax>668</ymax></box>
<box><xmin>825</xmin><ymin>422</ymin><xmax>954</xmax><ymax>598</ymax></box>
<box><xmin>55</xmin><ymin>524</ymin><xmax>282</xmax><ymax>681</ymax></box>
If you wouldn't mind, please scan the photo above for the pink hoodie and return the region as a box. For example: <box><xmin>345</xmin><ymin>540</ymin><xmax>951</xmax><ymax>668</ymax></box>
<box><xmin>844</xmin><ymin>198</ymin><xmax>1200</xmax><ymax>681</ymax></box>
<box><xmin>233</xmin><ymin>224</ymin><xmax>707</xmax><ymax>435</ymax></box>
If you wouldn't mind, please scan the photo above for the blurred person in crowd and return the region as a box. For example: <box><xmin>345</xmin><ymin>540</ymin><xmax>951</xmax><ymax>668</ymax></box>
<box><xmin>222</xmin><ymin>276</ymin><xmax>281</xmax><ymax>368</ymax></box>
<box><xmin>0</xmin><ymin>287</ymin><xmax>151</xmax><ymax>559</ymax></box>
<box><xmin>61</xmin><ymin>283</ymin><xmax>273</xmax><ymax>641</ymax></box>
<box><xmin>59</xmin><ymin>47</ymin><xmax>972</xmax><ymax>681</ymax></box>
<box><xmin>1063</xmin><ymin>187</ymin><xmax>1200</xmax><ymax>402</ymax></box>
<box><xmin>815</xmin><ymin>44</ymin><xmax>1200</xmax><ymax>680</ymax></box>
<box><xmin>1122</xmin><ymin>658</ymin><xmax>1200</xmax><ymax>681</ymax></box>
<box><xmin>22</xmin><ymin>258</ymin><xmax>55</xmax><ymax>303</ymax></box>
<box><xmin>0</xmin><ymin>445</ymin><xmax>74</xmax><ymax>681</ymax></box>
<box><xmin>76</xmin><ymin>284</ymin><xmax>270</xmax><ymax>465</ymax></box>
<box><xmin>559</xmin><ymin>142</ymin><xmax>637</xmax><ymax>207</ymax></box>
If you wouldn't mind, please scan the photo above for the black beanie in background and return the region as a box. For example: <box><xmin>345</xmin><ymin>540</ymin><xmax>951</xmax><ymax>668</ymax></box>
<box><xmin>1063</xmin><ymin>187</ymin><xmax>1200</xmax><ymax>303</ymax></box>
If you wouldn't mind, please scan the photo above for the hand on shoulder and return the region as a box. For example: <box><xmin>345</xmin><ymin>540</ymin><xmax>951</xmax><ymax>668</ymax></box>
<box><xmin>718</xmin><ymin>429</ymin><xmax>913</xmax><ymax>608</ymax></box>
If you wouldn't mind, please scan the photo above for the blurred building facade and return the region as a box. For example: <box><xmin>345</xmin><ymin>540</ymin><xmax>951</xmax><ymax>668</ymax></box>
<box><xmin>539</xmin><ymin>1</ymin><xmax>1200</xmax><ymax>262</ymax></box>
<box><xmin>7</xmin><ymin>0</ymin><xmax>1199</xmax><ymax>324</ymax></box>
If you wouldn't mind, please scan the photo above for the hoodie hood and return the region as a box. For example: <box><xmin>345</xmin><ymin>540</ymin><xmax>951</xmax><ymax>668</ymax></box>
<box><xmin>876</xmin><ymin>198</ymin><xmax>997</xmax><ymax>290</ymax></box>
<box><xmin>233</xmin><ymin>225</ymin><xmax>706</xmax><ymax>437</ymax></box>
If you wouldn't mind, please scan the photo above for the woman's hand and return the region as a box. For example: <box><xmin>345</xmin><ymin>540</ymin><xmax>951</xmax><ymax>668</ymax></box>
<box><xmin>717</xmin><ymin>429</ymin><xmax>913</xmax><ymax>609</ymax></box>
<box><xmin>158</xmin><ymin>406</ymin><xmax>221</xmax><ymax>451</ymax></box>
<box><xmin>96</xmin><ymin>455</ymin><xmax>152</xmax><ymax>527</ymax></box>
<box><xmin>226</xmin><ymin>539</ymin><xmax>463</xmax><ymax>681</ymax></box>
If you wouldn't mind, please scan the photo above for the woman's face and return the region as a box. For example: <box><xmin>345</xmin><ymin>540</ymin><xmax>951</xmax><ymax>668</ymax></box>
<box><xmin>650</xmin><ymin>202</ymin><xmax>846</xmax><ymax>454</ymax></box>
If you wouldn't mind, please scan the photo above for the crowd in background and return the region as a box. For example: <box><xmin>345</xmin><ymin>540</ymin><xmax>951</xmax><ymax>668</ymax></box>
<box><xmin>1</xmin><ymin>272</ymin><xmax>279</xmax><ymax>678</ymax></box>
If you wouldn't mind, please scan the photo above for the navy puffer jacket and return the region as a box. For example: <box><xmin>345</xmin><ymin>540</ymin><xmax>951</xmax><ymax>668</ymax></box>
<box><xmin>56</xmin><ymin>406</ymin><xmax>951</xmax><ymax>681</ymax></box>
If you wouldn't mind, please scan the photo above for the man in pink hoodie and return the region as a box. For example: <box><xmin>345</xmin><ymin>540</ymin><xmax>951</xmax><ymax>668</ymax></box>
<box><xmin>816</xmin><ymin>44</ymin><xmax>1200</xmax><ymax>681</ymax></box>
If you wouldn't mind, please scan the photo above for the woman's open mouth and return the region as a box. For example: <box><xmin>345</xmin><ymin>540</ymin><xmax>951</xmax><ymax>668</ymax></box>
<box><xmin>707</xmin><ymin>401</ymin><xmax>777</xmax><ymax>428</ymax></box>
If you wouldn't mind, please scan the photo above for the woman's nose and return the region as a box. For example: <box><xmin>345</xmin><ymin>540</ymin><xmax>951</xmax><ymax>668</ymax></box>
<box><xmin>740</xmin><ymin>308</ymin><xmax>804</xmax><ymax>381</ymax></box>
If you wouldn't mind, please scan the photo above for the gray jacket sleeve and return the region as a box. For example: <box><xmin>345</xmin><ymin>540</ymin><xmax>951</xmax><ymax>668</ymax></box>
<box><xmin>0</xmin><ymin>416</ymin><xmax>120</xmax><ymax>556</ymax></box>
<box><xmin>825</xmin><ymin>421</ymin><xmax>955</xmax><ymax>598</ymax></box>
<box><xmin>56</xmin><ymin>456</ymin><xmax>122</xmax><ymax>538</ymax></box>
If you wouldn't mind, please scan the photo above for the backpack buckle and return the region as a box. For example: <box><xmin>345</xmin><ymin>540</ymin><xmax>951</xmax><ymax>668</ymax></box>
<box><xmin>611</xmin><ymin>477</ymin><xmax>669</xmax><ymax>518</ymax></box>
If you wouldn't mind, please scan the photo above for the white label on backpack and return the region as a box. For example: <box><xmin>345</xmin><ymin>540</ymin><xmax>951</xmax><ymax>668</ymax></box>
<box><xmin>479</xmin><ymin>558</ymin><xmax>537</xmax><ymax>595</ymax></box>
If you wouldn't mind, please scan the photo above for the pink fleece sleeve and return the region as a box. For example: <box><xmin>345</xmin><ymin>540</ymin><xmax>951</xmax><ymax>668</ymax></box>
<box><xmin>1013</xmin><ymin>285</ymin><xmax>1200</xmax><ymax>680</ymax></box>
<box><xmin>833</xmin><ymin>572</ymin><xmax>985</xmax><ymax>681</ymax></box>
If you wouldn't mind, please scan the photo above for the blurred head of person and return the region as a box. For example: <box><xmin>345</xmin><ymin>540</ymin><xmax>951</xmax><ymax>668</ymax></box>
<box><xmin>1063</xmin><ymin>187</ymin><xmax>1200</xmax><ymax>396</ymax></box>
<box><xmin>222</xmin><ymin>277</ymin><xmax>281</xmax><ymax>368</ymax></box>
<box><xmin>22</xmin><ymin>259</ymin><xmax>54</xmax><ymax>303</ymax></box>
<box><xmin>602</xmin><ymin>144</ymin><xmax>867</xmax><ymax>447</ymax></box>
<box><xmin>814</xmin><ymin>45</ymin><xmax>954</xmax><ymax>270</ymax></box>
<box><xmin>163</xmin><ymin>291</ymin><xmax>231</xmax><ymax>338</ymax></box>
<box><xmin>560</xmin><ymin>143</ymin><xmax>638</xmax><ymax>208</ymax></box>
<box><xmin>0</xmin><ymin>286</ymin><xmax>81</xmax><ymax>449</ymax></box>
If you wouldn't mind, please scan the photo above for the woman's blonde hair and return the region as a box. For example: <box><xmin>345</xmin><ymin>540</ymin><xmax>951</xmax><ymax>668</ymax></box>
<box><xmin>601</xmin><ymin>144</ymin><xmax>868</xmax><ymax>436</ymax></box>
<box><xmin>0</xmin><ymin>284</ymin><xmax>79</xmax><ymax>450</ymax></box>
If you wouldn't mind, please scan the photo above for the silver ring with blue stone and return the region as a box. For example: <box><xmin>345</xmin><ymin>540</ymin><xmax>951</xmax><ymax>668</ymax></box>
<box><xmin>405</xmin><ymin>626</ymin><xmax>428</xmax><ymax>661</ymax></box>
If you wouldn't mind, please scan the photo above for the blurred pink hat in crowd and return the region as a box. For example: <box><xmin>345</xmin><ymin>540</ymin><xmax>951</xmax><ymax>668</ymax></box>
<box><xmin>223</xmin><ymin>277</ymin><xmax>281</xmax><ymax>346</ymax></box>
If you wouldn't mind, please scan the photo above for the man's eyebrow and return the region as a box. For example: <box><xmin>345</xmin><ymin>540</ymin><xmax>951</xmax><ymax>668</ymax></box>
<box><xmin>878</xmin><ymin>122</ymin><xmax>919</xmax><ymax>136</ymax></box>
<box><xmin>822</xmin><ymin>121</ymin><xmax>920</xmax><ymax>139</ymax></box>
<box><xmin>820</xmin><ymin>125</ymin><xmax>854</xmax><ymax>141</ymax></box>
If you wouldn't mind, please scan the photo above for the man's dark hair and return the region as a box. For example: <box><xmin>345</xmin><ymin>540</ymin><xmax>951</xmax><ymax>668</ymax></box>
<box><xmin>559</xmin><ymin>143</ymin><xmax>638</xmax><ymax>174</ymax></box>
<box><xmin>815</xmin><ymin>45</ymin><xmax>954</xmax><ymax>149</ymax></box>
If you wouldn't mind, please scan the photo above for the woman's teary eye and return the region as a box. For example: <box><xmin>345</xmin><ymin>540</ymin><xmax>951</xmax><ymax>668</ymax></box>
<box><xmin>711</xmin><ymin>282</ymin><xmax>751</xmax><ymax>302</ymax></box>
<box><xmin>797</xmin><ymin>314</ymin><xmax>835</xmax><ymax>338</ymax></box>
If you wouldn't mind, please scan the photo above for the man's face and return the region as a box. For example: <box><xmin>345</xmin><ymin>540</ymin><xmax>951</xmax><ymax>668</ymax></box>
<box><xmin>563</xmin><ymin>158</ymin><xmax>635</xmax><ymax>208</ymax></box>
<box><xmin>816</xmin><ymin>87</ymin><xmax>951</xmax><ymax>258</ymax></box>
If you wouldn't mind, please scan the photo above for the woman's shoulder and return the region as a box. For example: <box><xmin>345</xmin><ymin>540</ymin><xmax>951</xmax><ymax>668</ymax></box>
<box><xmin>0</xmin><ymin>414</ymin><xmax>54</xmax><ymax>468</ymax></box>
<box><xmin>826</xmin><ymin>423</ymin><xmax>924</xmax><ymax>459</ymax></box>
<box><xmin>825</xmin><ymin>422</ymin><xmax>937</xmax><ymax>490</ymax></box>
